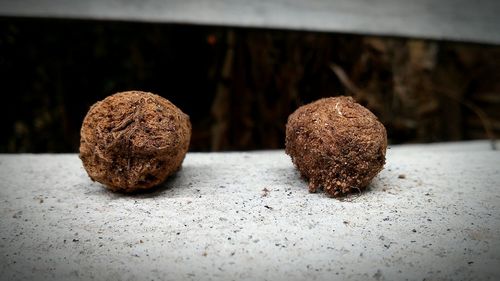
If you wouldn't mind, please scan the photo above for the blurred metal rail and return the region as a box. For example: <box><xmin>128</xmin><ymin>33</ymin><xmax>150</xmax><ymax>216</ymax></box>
<box><xmin>0</xmin><ymin>0</ymin><xmax>499</xmax><ymax>44</ymax></box>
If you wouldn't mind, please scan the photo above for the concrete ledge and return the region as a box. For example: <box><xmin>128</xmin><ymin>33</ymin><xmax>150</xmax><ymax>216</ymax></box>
<box><xmin>1</xmin><ymin>0</ymin><xmax>499</xmax><ymax>44</ymax></box>
<box><xmin>1</xmin><ymin>141</ymin><xmax>499</xmax><ymax>280</ymax></box>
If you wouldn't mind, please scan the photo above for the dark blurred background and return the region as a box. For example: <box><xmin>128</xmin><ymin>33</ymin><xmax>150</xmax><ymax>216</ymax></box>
<box><xmin>1</xmin><ymin>18</ymin><xmax>499</xmax><ymax>152</ymax></box>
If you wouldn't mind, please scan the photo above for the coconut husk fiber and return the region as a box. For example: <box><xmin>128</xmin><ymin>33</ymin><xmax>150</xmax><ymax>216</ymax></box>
<box><xmin>286</xmin><ymin>96</ymin><xmax>387</xmax><ymax>197</ymax></box>
<box><xmin>79</xmin><ymin>91</ymin><xmax>191</xmax><ymax>192</ymax></box>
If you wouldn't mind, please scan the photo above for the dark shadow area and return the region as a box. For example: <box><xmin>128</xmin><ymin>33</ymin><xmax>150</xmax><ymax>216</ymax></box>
<box><xmin>1</xmin><ymin>17</ymin><xmax>499</xmax><ymax>153</ymax></box>
<box><xmin>101</xmin><ymin>166</ymin><xmax>195</xmax><ymax>199</ymax></box>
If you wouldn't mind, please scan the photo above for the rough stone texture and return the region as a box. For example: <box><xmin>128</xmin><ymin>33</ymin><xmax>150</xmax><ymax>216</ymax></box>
<box><xmin>286</xmin><ymin>96</ymin><xmax>387</xmax><ymax>197</ymax></box>
<box><xmin>1</xmin><ymin>141</ymin><xmax>500</xmax><ymax>281</ymax></box>
<box><xmin>80</xmin><ymin>91</ymin><xmax>191</xmax><ymax>192</ymax></box>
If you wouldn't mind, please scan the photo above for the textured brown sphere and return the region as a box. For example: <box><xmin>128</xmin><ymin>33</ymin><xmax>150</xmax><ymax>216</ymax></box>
<box><xmin>80</xmin><ymin>91</ymin><xmax>191</xmax><ymax>192</ymax></box>
<box><xmin>285</xmin><ymin>96</ymin><xmax>387</xmax><ymax>197</ymax></box>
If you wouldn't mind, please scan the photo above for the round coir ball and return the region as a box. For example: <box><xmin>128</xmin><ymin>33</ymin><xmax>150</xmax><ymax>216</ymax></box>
<box><xmin>285</xmin><ymin>96</ymin><xmax>387</xmax><ymax>197</ymax></box>
<box><xmin>79</xmin><ymin>91</ymin><xmax>191</xmax><ymax>192</ymax></box>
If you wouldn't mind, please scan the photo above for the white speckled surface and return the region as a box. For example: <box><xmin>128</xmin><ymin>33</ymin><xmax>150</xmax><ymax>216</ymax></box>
<box><xmin>1</xmin><ymin>141</ymin><xmax>499</xmax><ymax>281</ymax></box>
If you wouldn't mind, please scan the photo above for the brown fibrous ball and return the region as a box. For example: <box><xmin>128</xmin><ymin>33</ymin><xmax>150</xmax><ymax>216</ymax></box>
<box><xmin>285</xmin><ymin>96</ymin><xmax>387</xmax><ymax>197</ymax></box>
<box><xmin>79</xmin><ymin>91</ymin><xmax>191</xmax><ymax>192</ymax></box>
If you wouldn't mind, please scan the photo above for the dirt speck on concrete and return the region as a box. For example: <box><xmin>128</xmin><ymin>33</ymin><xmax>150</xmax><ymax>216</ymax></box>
<box><xmin>261</xmin><ymin>187</ymin><xmax>270</xmax><ymax>197</ymax></box>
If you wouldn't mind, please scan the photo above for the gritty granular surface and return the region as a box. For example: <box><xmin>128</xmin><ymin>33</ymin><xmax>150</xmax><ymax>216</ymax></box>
<box><xmin>286</xmin><ymin>96</ymin><xmax>387</xmax><ymax>197</ymax></box>
<box><xmin>79</xmin><ymin>91</ymin><xmax>191</xmax><ymax>192</ymax></box>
